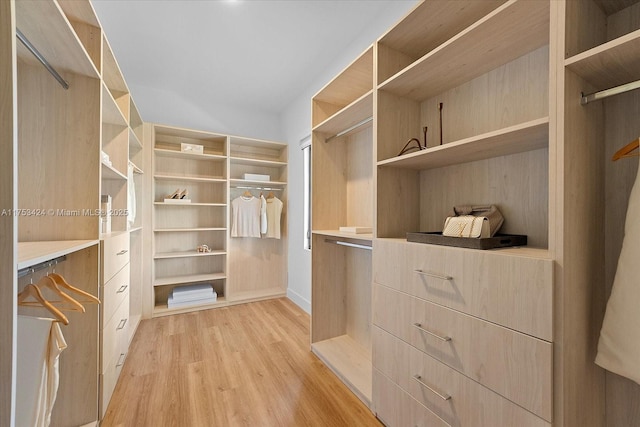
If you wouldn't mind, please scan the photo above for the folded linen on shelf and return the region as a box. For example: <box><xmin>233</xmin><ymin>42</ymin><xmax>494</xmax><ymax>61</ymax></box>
<box><xmin>167</xmin><ymin>292</ymin><xmax>217</xmax><ymax>308</ymax></box>
<box><xmin>171</xmin><ymin>283</ymin><xmax>214</xmax><ymax>299</ymax></box>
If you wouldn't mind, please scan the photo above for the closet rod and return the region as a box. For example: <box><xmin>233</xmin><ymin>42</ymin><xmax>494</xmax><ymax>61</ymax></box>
<box><xmin>17</xmin><ymin>255</ymin><xmax>67</xmax><ymax>279</ymax></box>
<box><xmin>324</xmin><ymin>239</ymin><xmax>372</xmax><ymax>251</ymax></box>
<box><xmin>581</xmin><ymin>79</ymin><xmax>640</xmax><ymax>105</ymax></box>
<box><xmin>16</xmin><ymin>29</ymin><xmax>69</xmax><ymax>90</ymax></box>
<box><xmin>233</xmin><ymin>185</ymin><xmax>282</xmax><ymax>191</ymax></box>
<box><xmin>325</xmin><ymin>116</ymin><xmax>373</xmax><ymax>143</ymax></box>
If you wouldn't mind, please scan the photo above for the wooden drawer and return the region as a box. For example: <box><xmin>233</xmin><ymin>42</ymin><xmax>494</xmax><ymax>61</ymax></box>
<box><xmin>373</xmin><ymin>369</ymin><xmax>448</xmax><ymax>427</ymax></box>
<box><xmin>373</xmin><ymin>327</ymin><xmax>550</xmax><ymax>427</ymax></box>
<box><xmin>373</xmin><ymin>238</ymin><xmax>553</xmax><ymax>340</ymax></box>
<box><xmin>101</xmin><ymin>293</ymin><xmax>129</xmax><ymax>374</ymax></box>
<box><xmin>100</xmin><ymin>335</ymin><xmax>128</xmax><ymax>418</ymax></box>
<box><xmin>101</xmin><ymin>232</ymin><xmax>130</xmax><ymax>283</ymax></box>
<box><xmin>101</xmin><ymin>263</ymin><xmax>130</xmax><ymax>327</ymax></box>
<box><xmin>373</xmin><ymin>284</ymin><xmax>552</xmax><ymax>421</ymax></box>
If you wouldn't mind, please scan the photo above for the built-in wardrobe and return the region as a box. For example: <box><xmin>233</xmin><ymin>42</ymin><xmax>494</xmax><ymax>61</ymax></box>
<box><xmin>311</xmin><ymin>1</ymin><xmax>640</xmax><ymax>426</ymax></box>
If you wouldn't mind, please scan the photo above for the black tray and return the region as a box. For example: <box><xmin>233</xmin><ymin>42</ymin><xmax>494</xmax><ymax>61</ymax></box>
<box><xmin>406</xmin><ymin>232</ymin><xmax>527</xmax><ymax>250</ymax></box>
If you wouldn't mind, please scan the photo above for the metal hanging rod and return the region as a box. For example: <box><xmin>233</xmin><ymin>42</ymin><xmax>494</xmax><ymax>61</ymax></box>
<box><xmin>16</xmin><ymin>29</ymin><xmax>69</xmax><ymax>90</ymax></box>
<box><xmin>325</xmin><ymin>116</ymin><xmax>373</xmax><ymax>143</ymax></box>
<box><xmin>324</xmin><ymin>239</ymin><xmax>372</xmax><ymax>251</ymax></box>
<box><xmin>233</xmin><ymin>185</ymin><xmax>283</xmax><ymax>191</ymax></box>
<box><xmin>581</xmin><ymin>79</ymin><xmax>640</xmax><ymax>105</ymax></box>
<box><xmin>17</xmin><ymin>255</ymin><xmax>67</xmax><ymax>279</ymax></box>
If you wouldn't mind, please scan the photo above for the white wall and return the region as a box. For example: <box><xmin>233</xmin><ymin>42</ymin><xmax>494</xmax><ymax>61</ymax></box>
<box><xmin>280</xmin><ymin>1</ymin><xmax>418</xmax><ymax>313</ymax></box>
<box><xmin>131</xmin><ymin>82</ymin><xmax>284</xmax><ymax>142</ymax></box>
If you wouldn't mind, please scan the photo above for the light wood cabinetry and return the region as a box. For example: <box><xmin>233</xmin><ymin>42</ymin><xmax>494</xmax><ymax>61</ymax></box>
<box><xmin>150</xmin><ymin>125</ymin><xmax>288</xmax><ymax>317</ymax></box>
<box><xmin>311</xmin><ymin>46</ymin><xmax>375</xmax><ymax>407</ymax></box>
<box><xmin>313</xmin><ymin>0</ymin><xmax>640</xmax><ymax>426</ymax></box>
<box><xmin>1</xmin><ymin>0</ymin><xmax>146</xmax><ymax>423</ymax></box>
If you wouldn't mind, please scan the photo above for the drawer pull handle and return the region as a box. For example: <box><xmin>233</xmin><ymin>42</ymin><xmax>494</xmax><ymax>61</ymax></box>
<box><xmin>413</xmin><ymin>374</ymin><xmax>451</xmax><ymax>401</ymax></box>
<box><xmin>117</xmin><ymin>284</ymin><xmax>128</xmax><ymax>293</ymax></box>
<box><xmin>117</xmin><ymin>249</ymin><xmax>128</xmax><ymax>256</ymax></box>
<box><xmin>116</xmin><ymin>318</ymin><xmax>127</xmax><ymax>330</ymax></box>
<box><xmin>116</xmin><ymin>353</ymin><xmax>126</xmax><ymax>367</ymax></box>
<box><xmin>414</xmin><ymin>269</ymin><xmax>452</xmax><ymax>280</ymax></box>
<box><xmin>413</xmin><ymin>323</ymin><xmax>451</xmax><ymax>342</ymax></box>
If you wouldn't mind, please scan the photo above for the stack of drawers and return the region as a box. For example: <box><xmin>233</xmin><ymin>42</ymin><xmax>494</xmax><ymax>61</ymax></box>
<box><xmin>372</xmin><ymin>239</ymin><xmax>553</xmax><ymax>427</ymax></box>
<box><xmin>99</xmin><ymin>232</ymin><xmax>131</xmax><ymax>417</ymax></box>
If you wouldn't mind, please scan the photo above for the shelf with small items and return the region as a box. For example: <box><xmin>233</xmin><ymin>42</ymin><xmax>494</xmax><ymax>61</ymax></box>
<box><xmin>378</xmin><ymin>0</ymin><xmax>549</xmax><ymax>101</ymax></box>
<box><xmin>377</xmin><ymin>117</ymin><xmax>549</xmax><ymax>169</ymax></box>
<box><xmin>154</xmin><ymin>250</ymin><xmax>226</xmax><ymax>259</ymax></box>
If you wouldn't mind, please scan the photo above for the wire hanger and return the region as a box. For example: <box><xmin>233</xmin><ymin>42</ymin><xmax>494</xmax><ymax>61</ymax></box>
<box><xmin>612</xmin><ymin>137</ymin><xmax>639</xmax><ymax>161</ymax></box>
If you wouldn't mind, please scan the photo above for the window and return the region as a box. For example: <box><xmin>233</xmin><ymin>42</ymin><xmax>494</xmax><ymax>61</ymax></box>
<box><xmin>301</xmin><ymin>135</ymin><xmax>311</xmax><ymax>250</ymax></box>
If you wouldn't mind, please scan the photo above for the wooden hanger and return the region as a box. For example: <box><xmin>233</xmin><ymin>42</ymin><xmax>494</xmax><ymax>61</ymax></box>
<box><xmin>267</xmin><ymin>191</ymin><xmax>275</xmax><ymax>199</ymax></box>
<box><xmin>48</xmin><ymin>273</ymin><xmax>100</xmax><ymax>304</ymax></box>
<box><xmin>28</xmin><ymin>275</ymin><xmax>85</xmax><ymax>313</ymax></box>
<box><xmin>612</xmin><ymin>137</ymin><xmax>639</xmax><ymax>161</ymax></box>
<box><xmin>243</xmin><ymin>190</ymin><xmax>253</xmax><ymax>197</ymax></box>
<box><xmin>17</xmin><ymin>284</ymin><xmax>69</xmax><ymax>325</ymax></box>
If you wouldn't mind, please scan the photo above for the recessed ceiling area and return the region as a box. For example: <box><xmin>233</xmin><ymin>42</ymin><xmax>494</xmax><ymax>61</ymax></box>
<box><xmin>92</xmin><ymin>0</ymin><xmax>417</xmax><ymax>119</ymax></box>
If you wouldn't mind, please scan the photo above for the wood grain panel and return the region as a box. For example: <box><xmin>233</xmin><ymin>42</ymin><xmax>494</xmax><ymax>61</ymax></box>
<box><xmin>227</xmin><ymin>237</ymin><xmax>286</xmax><ymax>295</ymax></box>
<box><xmin>346</xmin><ymin>126</ymin><xmax>374</xmax><ymax>228</ymax></box>
<box><xmin>17</xmin><ymin>65</ymin><xmax>100</xmax><ymax>241</ymax></box>
<box><xmin>0</xmin><ymin>2</ymin><xmax>16</xmax><ymax>425</ymax></box>
<box><xmin>374</xmin><ymin>284</ymin><xmax>553</xmax><ymax>420</ymax></box>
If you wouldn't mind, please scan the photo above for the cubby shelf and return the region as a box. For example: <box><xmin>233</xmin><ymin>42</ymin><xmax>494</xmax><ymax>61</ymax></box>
<box><xmin>313</xmin><ymin>91</ymin><xmax>373</xmax><ymax>136</ymax></box>
<box><xmin>377</xmin><ymin>117</ymin><xmax>549</xmax><ymax>169</ymax></box>
<box><xmin>154</xmin><ymin>250</ymin><xmax>226</xmax><ymax>259</ymax></box>
<box><xmin>154</xmin><ymin>148</ymin><xmax>227</xmax><ymax>161</ymax></box>
<box><xmin>229</xmin><ymin>157</ymin><xmax>287</xmax><ymax>167</ymax></box>
<box><xmin>378</xmin><ymin>0</ymin><xmax>549</xmax><ymax>101</ymax></box>
<box><xmin>154</xmin><ymin>174</ymin><xmax>226</xmax><ymax>183</ymax></box>
<box><xmin>153</xmin><ymin>273</ymin><xmax>227</xmax><ymax>287</ymax></box>
<box><xmin>101</xmin><ymin>162</ymin><xmax>127</xmax><ymax>180</ymax></box>
<box><xmin>229</xmin><ymin>178</ymin><xmax>286</xmax><ymax>187</ymax></box>
<box><xmin>101</xmin><ymin>84</ymin><xmax>128</xmax><ymax>126</ymax></box>
<box><xmin>153</xmin><ymin>297</ymin><xmax>227</xmax><ymax>317</ymax></box>
<box><xmin>313</xmin><ymin>230</ymin><xmax>373</xmax><ymax>242</ymax></box>
<box><xmin>565</xmin><ymin>29</ymin><xmax>640</xmax><ymax>90</ymax></box>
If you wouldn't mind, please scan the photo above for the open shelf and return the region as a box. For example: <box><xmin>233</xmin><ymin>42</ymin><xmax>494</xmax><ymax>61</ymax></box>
<box><xmin>313</xmin><ymin>230</ymin><xmax>373</xmax><ymax>242</ymax></box>
<box><xmin>154</xmin><ymin>148</ymin><xmax>227</xmax><ymax>161</ymax></box>
<box><xmin>313</xmin><ymin>91</ymin><xmax>373</xmax><ymax>137</ymax></box>
<box><xmin>229</xmin><ymin>157</ymin><xmax>287</xmax><ymax>168</ymax></box>
<box><xmin>153</xmin><ymin>273</ymin><xmax>227</xmax><ymax>287</ymax></box>
<box><xmin>378</xmin><ymin>117</ymin><xmax>549</xmax><ymax>169</ymax></box>
<box><xmin>15</xmin><ymin>0</ymin><xmax>99</xmax><ymax>78</ymax></box>
<box><xmin>311</xmin><ymin>335</ymin><xmax>372</xmax><ymax>406</ymax></box>
<box><xmin>101</xmin><ymin>162</ymin><xmax>127</xmax><ymax>180</ymax></box>
<box><xmin>101</xmin><ymin>83</ymin><xmax>128</xmax><ymax>126</ymax></box>
<box><xmin>228</xmin><ymin>287</ymin><xmax>287</xmax><ymax>304</ymax></box>
<box><xmin>229</xmin><ymin>178</ymin><xmax>286</xmax><ymax>187</ymax></box>
<box><xmin>153</xmin><ymin>296</ymin><xmax>227</xmax><ymax>317</ymax></box>
<box><xmin>378</xmin><ymin>0</ymin><xmax>549</xmax><ymax>101</ymax></box>
<box><xmin>154</xmin><ymin>174</ymin><xmax>226</xmax><ymax>183</ymax></box>
<box><xmin>154</xmin><ymin>250</ymin><xmax>226</xmax><ymax>259</ymax></box>
<box><xmin>153</xmin><ymin>202</ymin><xmax>226</xmax><ymax>207</ymax></box>
<box><xmin>154</xmin><ymin>227</ymin><xmax>226</xmax><ymax>232</ymax></box>
<box><xmin>565</xmin><ymin>29</ymin><xmax>640</xmax><ymax>90</ymax></box>
<box><xmin>17</xmin><ymin>240</ymin><xmax>99</xmax><ymax>269</ymax></box>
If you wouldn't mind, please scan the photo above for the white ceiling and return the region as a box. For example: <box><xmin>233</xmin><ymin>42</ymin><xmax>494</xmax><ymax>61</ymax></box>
<box><xmin>92</xmin><ymin>0</ymin><xmax>417</xmax><ymax>116</ymax></box>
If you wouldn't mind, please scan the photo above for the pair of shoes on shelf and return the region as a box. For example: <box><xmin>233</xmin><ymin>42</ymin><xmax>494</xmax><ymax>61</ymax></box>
<box><xmin>167</xmin><ymin>189</ymin><xmax>188</xmax><ymax>199</ymax></box>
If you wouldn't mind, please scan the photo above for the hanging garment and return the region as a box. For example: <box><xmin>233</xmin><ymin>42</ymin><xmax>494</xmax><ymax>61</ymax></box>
<box><xmin>127</xmin><ymin>162</ymin><xmax>137</xmax><ymax>227</ymax></box>
<box><xmin>231</xmin><ymin>196</ymin><xmax>261</xmax><ymax>238</ymax></box>
<box><xmin>265</xmin><ymin>197</ymin><xmax>283</xmax><ymax>239</ymax></box>
<box><xmin>260</xmin><ymin>194</ymin><xmax>267</xmax><ymax>235</ymax></box>
<box><xmin>16</xmin><ymin>316</ymin><xmax>67</xmax><ymax>427</ymax></box>
<box><xmin>596</xmin><ymin>157</ymin><xmax>640</xmax><ymax>384</ymax></box>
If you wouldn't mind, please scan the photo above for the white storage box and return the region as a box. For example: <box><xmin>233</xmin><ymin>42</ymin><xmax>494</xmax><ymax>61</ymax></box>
<box><xmin>181</xmin><ymin>143</ymin><xmax>204</xmax><ymax>154</ymax></box>
<box><xmin>243</xmin><ymin>173</ymin><xmax>270</xmax><ymax>181</ymax></box>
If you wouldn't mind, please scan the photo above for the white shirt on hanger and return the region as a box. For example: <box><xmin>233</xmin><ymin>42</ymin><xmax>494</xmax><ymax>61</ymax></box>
<box><xmin>231</xmin><ymin>195</ymin><xmax>261</xmax><ymax>238</ymax></box>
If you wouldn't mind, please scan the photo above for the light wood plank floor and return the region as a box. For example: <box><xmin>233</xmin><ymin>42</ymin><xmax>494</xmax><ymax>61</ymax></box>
<box><xmin>102</xmin><ymin>298</ymin><xmax>382</xmax><ymax>427</ymax></box>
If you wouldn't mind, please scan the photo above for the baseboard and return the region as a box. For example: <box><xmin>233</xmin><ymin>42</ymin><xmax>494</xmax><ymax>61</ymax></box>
<box><xmin>287</xmin><ymin>288</ymin><xmax>310</xmax><ymax>314</ymax></box>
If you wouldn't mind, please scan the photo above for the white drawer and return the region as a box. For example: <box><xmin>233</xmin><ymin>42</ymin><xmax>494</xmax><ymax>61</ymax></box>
<box><xmin>101</xmin><ymin>263</ymin><xmax>130</xmax><ymax>327</ymax></box>
<box><xmin>373</xmin><ymin>369</ymin><xmax>448</xmax><ymax>427</ymax></box>
<box><xmin>373</xmin><ymin>284</ymin><xmax>552</xmax><ymax>421</ymax></box>
<box><xmin>101</xmin><ymin>293</ymin><xmax>129</xmax><ymax>374</ymax></box>
<box><xmin>373</xmin><ymin>327</ymin><xmax>550</xmax><ymax>427</ymax></box>
<box><xmin>101</xmin><ymin>232</ymin><xmax>130</xmax><ymax>283</ymax></box>
<box><xmin>373</xmin><ymin>238</ymin><xmax>553</xmax><ymax>340</ymax></box>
